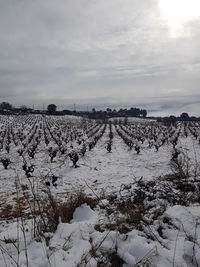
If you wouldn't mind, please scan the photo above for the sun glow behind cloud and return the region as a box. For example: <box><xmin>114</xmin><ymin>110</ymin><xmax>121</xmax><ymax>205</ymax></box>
<box><xmin>159</xmin><ymin>0</ymin><xmax>200</xmax><ymax>36</ymax></box>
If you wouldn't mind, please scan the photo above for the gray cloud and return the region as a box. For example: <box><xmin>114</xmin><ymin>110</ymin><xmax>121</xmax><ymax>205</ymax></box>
<box><xmin>0</xmin><ymin>0</ymin><xmax>200</xmax><ymax>115</ymax></box>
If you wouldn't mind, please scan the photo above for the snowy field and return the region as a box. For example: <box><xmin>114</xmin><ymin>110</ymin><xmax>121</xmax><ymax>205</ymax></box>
<box><xmin>0</xmin><ymin>115</ymin><xmax>200</xmax><ymax>266</ymax></box>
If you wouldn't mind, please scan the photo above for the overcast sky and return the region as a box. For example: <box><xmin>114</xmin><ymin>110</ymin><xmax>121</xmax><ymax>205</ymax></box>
<box><xmin>0</xmin><ymin>0</ymin><xmax>200</xmax><ymax>115</ymax></box>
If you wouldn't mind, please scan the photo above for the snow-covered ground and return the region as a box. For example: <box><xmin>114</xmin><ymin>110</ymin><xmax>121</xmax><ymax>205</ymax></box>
<box><xmin>0</xmin><ymin>115</ymin><xmax>200</xmax><ymax>266</ymax></box>
<box><xmin>1</xmin><ymin>203</ymin><xmax>200</xmax><ymax>266</ymax></box>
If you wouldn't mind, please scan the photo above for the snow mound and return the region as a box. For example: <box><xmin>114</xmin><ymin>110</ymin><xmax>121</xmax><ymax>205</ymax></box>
<box><xmin>71</xmin><ymin>203</ymin><xmax>98</xmax><ymax>223</ymax></box>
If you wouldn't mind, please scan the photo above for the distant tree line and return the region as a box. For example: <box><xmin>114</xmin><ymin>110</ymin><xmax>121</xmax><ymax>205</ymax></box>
<box><xmin>79</xmin><ymin>107</ymin><xmax>147</xmax><ymax>119</ymax></box>
<box><xmin>0</xmin><ymin>102</ymin><xmax>147</xmax><ymax>118</ymax></box>
<box><xmin>0</xmin><ymin>102</ymin><xmax>35</xmax><ymax>115</ymax></box>
<box><xmin>46</xmin><ymin>105</ymin><xmax>147</xmax><ymax>119</ymax></box>
<box><xmin>157</xmin><ymin>112</ymin><xmax>200</xmax><ymax>125</ymax></box>
<box><xmin>0</xmin><ymin>102</ymin><xmax>13</xmax><ymax>112</ymax></box>
<box><xmin>1</xmin><ymin>102</ymin><xmax>200</xmax><ymax>122</ymax></box>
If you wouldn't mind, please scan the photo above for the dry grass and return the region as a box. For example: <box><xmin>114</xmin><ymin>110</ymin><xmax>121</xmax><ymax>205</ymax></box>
<box><xmin>36</xmin><ymin>189</ymin><xmax>99</xmax><ymax>235</ymax></box>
